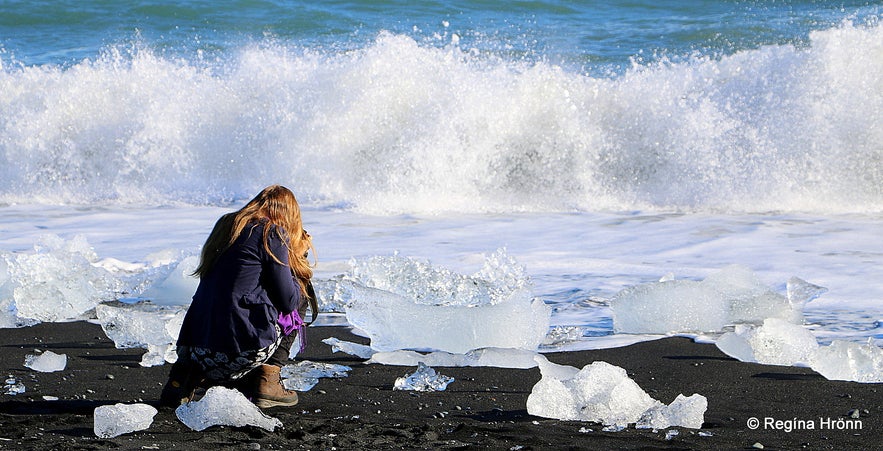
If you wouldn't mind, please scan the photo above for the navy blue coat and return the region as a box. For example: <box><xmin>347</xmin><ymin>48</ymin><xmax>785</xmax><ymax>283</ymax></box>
<box><xmin>177</xmin><ymin>221</ymin><xmax>304</xmax><ymax>355</ymax></box>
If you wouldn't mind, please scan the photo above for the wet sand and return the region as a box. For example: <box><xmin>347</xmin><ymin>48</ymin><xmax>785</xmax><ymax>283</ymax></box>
<box><xmin>1</xmin><ymin>321</ymin><xmax>879</xmax><ymax>450</ymax></box>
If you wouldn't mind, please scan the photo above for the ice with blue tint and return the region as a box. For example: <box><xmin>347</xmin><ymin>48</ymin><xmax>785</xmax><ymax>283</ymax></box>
<box><xmin>280</xmin><ymin>360</ymin><xmax>351</xmax><ymax>391</ymax></box>
<box><xmin>95</xmin><ymin>303</ymin><xmax>186</xmax><ymax>366</ymax></box>
<box><xmin>93</xmin><ymin>403</ymin><xmax>157</xmax><ymax>438</ymax></box>
<box><xmin>24</xmin><ymin>350</ymin><xmax>67</xmax><ymax>373</ymax></box>
<box><xmin>341</xmin><ymin>250</ymin><xmax>551</xmax><ymax>354</ymax></box>
<box><xmin>527</xmin><ymin>356</ymin><xmax>706</xmax><ymax>429</ymax></box>
<box><xmin>611</xmin><ymin>266</ymin><xmax>823</xmax><ymax>334</ymax></box>
<box><xmin>175</xmin><ymin>386</ymin><xmax>282</xmax><ymax>432</ymax></box>
<box><xmin>393</xmin><ymin>362</ymin><xmax>454</xmax><ymax>392</ymax></box>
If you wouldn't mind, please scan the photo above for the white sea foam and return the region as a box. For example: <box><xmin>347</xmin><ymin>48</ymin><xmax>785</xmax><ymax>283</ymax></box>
<box><xmin>1</xmin><ymin>23</ymin><xmax>881</xmax><ymax>214</ymax></box>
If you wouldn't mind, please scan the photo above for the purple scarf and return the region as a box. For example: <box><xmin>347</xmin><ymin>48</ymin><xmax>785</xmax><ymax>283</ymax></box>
<box><xmin>277</xmin><ymin>309</ymin><xmax>306</xmax><ymax>352</ymax></box>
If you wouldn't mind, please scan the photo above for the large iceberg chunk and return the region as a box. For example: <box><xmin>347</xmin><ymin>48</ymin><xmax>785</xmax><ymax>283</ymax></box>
<box><xmin>809</xmin><ymin>340</ymin><xmax>883</xmax><ymax>383</ymax></box>
<box><xmin>715</xmin><ymin>318</ymin><xmax>819</xmax><ymax>365</ymax></box>
<box><xmin>3</xmin><ymin>235</ymin><xmax>125</xmax><ymax>323</ymax></box>
<box><xmin>175</xmin><ymin>386</ymin><xmax>282</xmax><ymax>432</ymax></box>
<box><xmin>95</xmin><ymin>303</ymin><xmax>187</xmax><ymax>366</ymax></box>
<box><xmin>93</xmin><ymin>403</ymin><xmax>157</xmax><ymax>438</ymax></box>
<box><xmin>611</xmin><ymin>266</ymin><xmax>823</xmax><ymax>334</ymax></box>
<box><xmin>341</xmin><ymin>250</ymin><xmax>551</xmax><ymax>353</ymax></box>
<box><xmin>527</xmin><ymin>356</ymin><xmax>707</xmax><ymax>429</ymax></box>
<box><xmin>24</xmin><ymin>350</ymin><xmax>67</xmax><ymax>372</ymax></box>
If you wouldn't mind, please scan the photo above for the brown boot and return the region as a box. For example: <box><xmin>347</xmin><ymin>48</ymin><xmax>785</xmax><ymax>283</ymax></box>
<box><xmin>243</xmin><ymin>364</ymin><xmax>298</xmax><ymax>408</ymax></box>
<box><xmin>159</xmin><ymin>358</ymin><xmax>205</xmax><ymax>407</ymax></box>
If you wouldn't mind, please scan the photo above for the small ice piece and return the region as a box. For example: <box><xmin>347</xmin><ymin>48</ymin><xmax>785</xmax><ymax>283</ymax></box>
<box><xmin>715</xmin><ymin>318</ymin><xmax>819</xmax><ymax>365</ymax></box>
<box><xmin>93</xmin><ymin>403</ymin><xmax>157</xmax><ymax>438</ymax></box>
<box><xmin>322</xmin><ymin>337</ymin><xmax>376</xmax><ymax>359</ymax></box>
<box><xmin>611</xmin><ymin>266</ymin><xmax>813</xmax><ymax>334</ymax></box>
<box><xmin>665</xmin><ymin>429</ymin><xmax>680</xmax><ymax>440</ymax></box>
<box><xmin>4</xmin><ymin>376</ymin><xmax>25</xmax><ymax>395</ymax></box>
<box><xmin>175</xmin><ymin>386</ymin><xmax>282</xmax><ymax>431</ymax></box>
<box><xmin>527</xmin><ymin>356</ymin><xmax>658</xmax><ymax>427</ymax></box>
<box><xmin>280</xmin><ymin>360</ymin><xmax>351</xmax><ymax>391</ymax></box>
<box><xmin>527</xmin><ymin>356</ymin><xmax>707</xmax><ymax>429</ymax></box>
<box><xmin>393</xmin><ymin>362</ymin><xmax>454</xmax><ymax>392</ymax></box>
<box><xmin>809</xmin><ymin>340</ymin><xmax>883</xmax><ymax>383</ymax></box>
<box><xmin>140</xmin><ymin>343</ymin><xmax>178</xmax><ymax>367</ymax></box>
<box><xmin>636</xmin><ymin>394</ymin><xmax>708</xmax><ymax>430</ymax></box>
<box><xmin>24</xmin><ymin>350</ymin><xmax>67</xmax><ymax>372</ymax></box>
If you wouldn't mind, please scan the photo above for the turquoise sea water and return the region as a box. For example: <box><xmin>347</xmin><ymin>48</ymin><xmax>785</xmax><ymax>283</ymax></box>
<box><xmin>3</xmin><ymin>1</ymin><xmax>880</xmax><ymax>71</ymax></box>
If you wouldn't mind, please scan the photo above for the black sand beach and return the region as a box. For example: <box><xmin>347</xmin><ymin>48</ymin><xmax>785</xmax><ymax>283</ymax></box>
<box><xmin>1</xmin><ymin>321</ymin><xmax>879</xmax><ymax>450</ymax></box>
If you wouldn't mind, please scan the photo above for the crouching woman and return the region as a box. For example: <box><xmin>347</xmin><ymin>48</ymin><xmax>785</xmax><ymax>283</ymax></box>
<box><xmin>161</xmin><ymin>185</ymin><xmax>317</xmax><ymax>409</ymax></box>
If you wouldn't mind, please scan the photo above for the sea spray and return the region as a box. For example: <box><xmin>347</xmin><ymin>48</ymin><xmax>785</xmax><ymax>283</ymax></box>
<box><xmin>1</xmin><ymin>22</ymin><xmax>881</xmax><ymax>214</ymax></box>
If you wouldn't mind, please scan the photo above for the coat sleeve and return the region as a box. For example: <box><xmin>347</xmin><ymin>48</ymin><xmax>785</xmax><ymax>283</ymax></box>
<box><xmin>264</xmin><ymin>230</ymin><xmax>303</xmax><ymax>315</ymax></box>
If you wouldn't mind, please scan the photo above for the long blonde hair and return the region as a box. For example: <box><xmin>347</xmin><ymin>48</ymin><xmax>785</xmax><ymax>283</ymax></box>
<box><xmin>193</xmin><ymin>185</ymin><xmax>314</xmax><ymax>296</ymax></box>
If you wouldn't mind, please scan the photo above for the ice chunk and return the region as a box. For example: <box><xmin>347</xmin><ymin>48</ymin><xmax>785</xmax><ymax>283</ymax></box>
<box><xmin>340</xmin><ymin>251</ymin><xmax>551</xmax><ymax>354</ymax></box>
<box><xmin>93</xmin><ymin>403</ymin><xmax>157</xmax><ymax>438</ymax></box>
<box><xmin>6</xmin><ymin>235</ymin><xmax>125</xmax><ymax>323</ymax></box>
<box><xmin>809</xmin><ymin>340</ymin><xmax>883</xmax><ymax>383</ymax></box>
<box><xmin>527</xmin><ymin>356</ymin><xmax>707</xmax><ymax>429</ymax></box>
<box><xmin>350</xmin><ymin>249</ymin><xmax>529</xmax><ymax>307</ymax></box>
<box><xmin>715</xmin><ymin>318</ymin><xmax>819</xmax><ymax>365</ymax></box>
<box><xmin>611</xmin><ymin>266</ymin><xmax>813</xmax><ymax>334</ymax></box>
<box><xmin>322</xmin><ymin>337</ymin><xmax>376</xmax><ymax>359</ymax></box>
<box><xmin>527</xmin><ymin>356</ymin><xmax>658</xmax><ymax>427</ymax></box>
<box><xmin>393</xmin><ymin>362</ymin><xmax>454</xmax><ymax>392</ymax></box>
<box><xmin>95</xmin><ymin>303</ymin><xmax>186</xmax><ymax>366</ymax></box>
<box><xmin>175</xmin><ymin>386</ymin><xmax>282</xmax><ymax>432</ymax></box>
<box><xmin>139</xmin><ymin>256</ymin><xmax>199</xmax><ymax>306</ymax></box>
<box><xmin>637</xmin><ymin>394</ymin><xmax>708</xmax><ymax>430</ymax></box>
<box><xmin>369</xmin><ymin>347</ymin><xmax>539</xmax><ymax>369</ymax></box>
<box><xmin>24</xmin><ymin>350</ymin><xmax>67</xmax><ymax>372</ymax></box>
<box><xmin>4</xmin><ymin>376</ymin><xmax>25</xmax><ymax>395</ymax></box>
<box><xmin>281</xmin><ymin>360</ymin><xmax>351</xmax><ymax>391</ymax></box>
<box><xmin>347</xmin><ymin>285</ymin><xmax>550</xmax><ymax>354</ymax></box>
<box><xmin>140</xmin><ymin>343</ymin><xmax>179</xmax><ymax>367</ymax></box>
